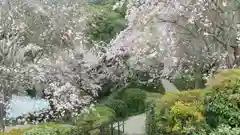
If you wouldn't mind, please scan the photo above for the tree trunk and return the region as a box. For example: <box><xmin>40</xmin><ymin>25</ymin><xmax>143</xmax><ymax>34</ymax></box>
<box><xmin>225</xmin><ymin>53</ymin><xmax>234</xmax><ymax>68</ymax></box>
<box><xmin>230</xmin><ymin>45</ymin><xmax>240</xmax><ymax>67</ymax></box>
<box><xmin>0</xmin><ymin>102</ymin><xmax>5</xmax><ymax>132</ymax></box>
<box><xmin>234</xmin><ymin>46</ymin><xmax>240</xmax><ymax>67</ymax></box>
<box><xmin>194</xmin><ymin>65</ymin><xmax>205</xmax><ymax>89</ymax></box>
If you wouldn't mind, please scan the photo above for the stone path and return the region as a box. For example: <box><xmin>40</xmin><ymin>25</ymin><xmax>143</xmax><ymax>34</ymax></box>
<box><xmin>114</xmin><ymin>113</ymin><xmax>146</xmax><ymax>135</ymax></box>
<box><xmin>161</xmin><ymin>79</ymin><xmax>179</xmax><ymax>92</ymax></box>
<box><xmin>115</xmin><ymin>79</ymin><xmax>179</xmax><ymax>135</ymax></box>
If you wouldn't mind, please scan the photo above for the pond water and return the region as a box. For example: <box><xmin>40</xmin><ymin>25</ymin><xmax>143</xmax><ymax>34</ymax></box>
<box><xmin>6</xmin><ymin>95</ymin><xmax>50</xmax><ymax>119</ymax></box>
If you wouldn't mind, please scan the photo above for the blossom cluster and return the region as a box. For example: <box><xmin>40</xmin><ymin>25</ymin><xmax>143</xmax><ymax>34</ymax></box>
<box><xmin>110</xmin><ymin>0</ymin><xmax>240</xmax><ymax>80</ymax></box>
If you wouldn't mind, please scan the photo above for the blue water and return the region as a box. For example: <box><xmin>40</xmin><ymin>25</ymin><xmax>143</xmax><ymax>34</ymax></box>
<box><xmin>6</xmin><ymin>95</ymin><xmax>50</xmax><ymax>119</ymax></box>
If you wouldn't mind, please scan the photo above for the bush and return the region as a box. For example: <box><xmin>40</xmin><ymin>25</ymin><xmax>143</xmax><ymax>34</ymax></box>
<box><xmin>104</xmin><ymin>99</ymin><xmax>128</xmax><ymax>119</ymax></box>
<box><xmin>73</xmin><ymin>105</ymin><xmax>115</xmax><ymax>134</ymax></box>
<box><xmin>154</xmin><ymin>90</ymin><xmax>210</xmax><ymax>113</ymax></box>
<box><xmin>146</xmin><ymin>89</ymin><xmax>210</xmax><ymax>135</ymax></box>
<box><xmin>24</xmin><ymin>128</ymin><xmax>58</xmax><ymax>135</ymax></box>
<box><xmin>128</xmin><ymin>82</ymin><xmax>165</xmax><ymax>93</ymax></box>
<box><xmin>127</xmin><ymin>70</ymin><xmax>165</xmax><ymax>93</ymax></box>
<box><xmin>85</xmin><ymin>4</ymin><xmax>125</xmax><ymax>43</ymax></box>
<box><xmin>23</xmin><ymin>124</ymin><xmax>72</xmax><ymax>135</ymax></box>
<box><xmin>172</xmin><ymin>72</ymin><xmax>197</xmax><ymax>90</ymax></box>
<box><xmin>120</xmin><ymin>88</ymin><xmax>146</xmax><ymax>115</ymax></box>
<box><xmin>206</xmin><ymin>69</ymin><xmax>240</xmax><ymax>90</ymax></box>
<box><xmin>167</xmin><ymin>101</ymin><xmax>205</xmax><ymax>134</ymax></box>
<box><xmin>0</xmin><ymin>124</ymin><xmax>73</xmax><ymax>135</ymax></box>
<box><xmin>210</xmin><ymin>125</ymin><xmax>240</xmax><ymax>135</ymax></box>
<box><xmin>204</xmin><ymin>69</ymin><xmax>240</xmax><ymax>128</ymax></box>
<box><xmin>0</xmin><ymin>128</ymin><xmax>32</xmax><ymax>135</ymax></box>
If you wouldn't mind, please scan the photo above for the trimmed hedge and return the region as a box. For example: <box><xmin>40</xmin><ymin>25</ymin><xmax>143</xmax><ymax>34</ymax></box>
<box><xmin>120</xmin><ymin>88</ymin><xmax>146</xmax><ymax>115</ymax></box>
<box><xmin>104</xmin><ymin>99</ymin><xmax>128</xmax><ymax>119</ymax></box>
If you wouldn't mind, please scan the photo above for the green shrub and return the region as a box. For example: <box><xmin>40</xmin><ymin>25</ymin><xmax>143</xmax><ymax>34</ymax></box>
<box><xmin>127</xmin><ymin>70</ymin><xmax>165</xmax><ymax>93</ymax></box>
<box><xmin>0</xmin><ymin>124</ymin><xmax>73</xmax><ymax>135</ymax></box>
<box><xmin>23</xmin><ymin>123</ymin><xmax>72</xmax><ymax>135</ymax></box>
<box><xmin>146</xmin><ymin>89</ymin><xmax>210</xmax><ymax>135</ymax></box>
<box><xmin>73</xmin><ymin>105</ymin><xmax>115</xmax><ymax>134</ymax></box>
<box><xmin>167</xmin><ymin>101</ymin><xmax>205</xmax><ymax>134</ymax></box>
<box><xmin>0</xmin><ymin>128</ymin><xmax>32</xmax><ymax>135</ymax></box>
<box><xmin>23</xmin><ymin>128</ymin><xmax>58</xmax><ymax>135</ymax></box>
<box><xmin>120</xmin><ymin>88</ymin><xmax>146</xmax><ymax>115</ymax></box>
<box><xmin>204</xmin><ymin>69</ymin><xmax>240</xmax><ymax>128</ymax></box>
<box><xmin>210</xmin><ymin>124</ymin><xmax>240</xmax><ymax>135</ymax></box>
<box><xmin>206</xmin><ymin>69</ymin><xmax>240</xmax><ymax>90</ymax></box>
<box><xmin>155</xmin><ymin>90</ymin><xmax>210</xmax><ymax>113</ymax></box>
<box><xmin>105</xmin><ymin>99</ymin><xmax>128</xmax><ymax>119</ymax></box>
<box><xmin>128</xmin><ymin>82</ymin><xmax>165</xmax><ymax>93</ymax></box>
<box><xmin>172</xmin><ymin>72</ymin><xmax>197</xmax><ymax>90</ymax></box>
<box><xmin>85</xmin><ymin>5</ymin><xmax>125</xmax><ymax>43</ymax></box>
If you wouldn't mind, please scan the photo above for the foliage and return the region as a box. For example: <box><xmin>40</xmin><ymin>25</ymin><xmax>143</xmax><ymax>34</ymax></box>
<box><xmin>85</xmin><ymin>2</ymin><xmax>126</xmax><ymax>43</ymax></box>
<box><xmin>0</xmin><ymin>128</ymin><xmax>32</xmax><ymax>135</ymax></box>
<box><xmin>73</xmin><ymin>105</ymin><xmax>115</xmax><ymax>133</ymax></box>
<box><xmin>104</xmin><ymin>99</ymin><xmax>128</xmax><ymax>119</ymax></box>
<box><xmin>109</xmin><ymin>0</ymin><xmax>240</xmax><ymax>88</ymax></box>
<box><xmin>155</xmin><ymin>90</ymin><xmax>209</xmax><ymax>113</ymax></box>
<box><xmin>25</xmin><ymin>88</ymin><xmax>37</xmax><ymax>98</ymax></box>
<box><xmin>120</xmin><ymin>88</ymin><xmax>146</xmax><ymax>115</ymax></box>
<box><xmin>0</xmin><ymin>124</ymin><xmax>73</xmax><ymax>135</ymax></box>
<box><xmin>0</xmin><ymin>0</ymin><xmax>97</xmax><ymax>128</ymax></box>
<box><xmin>36</xmin><ymin>123</ymin><xmax>78</xmax><ymax>135</ymax></box>
<box><xmin>167</xmin><ymin>101</ymin><xmax>205</xmax><ymax>134</ymax></box>
<box><xmin>37</xmin><ymin>123</ymin><xmax>72</xmax><ymax>129</ymax></box>
<box><xmin>23</xmin><ymin>128</ymin><xmax>59</xmax><ymax>135</ymax></box>
<box><xmin>3</xmin><ymin>0</ymin><xmax>240</xmax><ymax>134</ymax></box>
<box><xmin>0</xmin><ymin>123</ymin><xmax>73</xmax><ymax>135</ymax></box>
<box><xmin>127</xmin><ymin>70</ymin><xmax>165</xmax><ymax>93</ymax></box>
<box><xmin>206</xmin><ymin>69</ymin><xmax>240</xmax><ymax>90</ymax></box>
<box><xmin>210</xmin><ymin>124</ymin><xmax>240</xmax><ymax>135</ymax></box>
<box><xmin>146</xmin><ymin>89</ymin><xmax>210</xmax><ymax>134</ymax></box>
<box><xmin>172</xmin><ymin>71</ymin><xmax>205</xmax><ymax>90</ymax></box>
<box><xmin>145</xmin><ymin>92</ymin><xmax>162</xmax><ymax>108</ymax></box>
<box><xmin>71</xmin><ymin>105</ymin><xmax>117</xmax><ymax>135</ymax></box>
<box><xmin>205</xmin><ymin>69</ymin><xmax>240</xmax><ymax>128</ymax></box>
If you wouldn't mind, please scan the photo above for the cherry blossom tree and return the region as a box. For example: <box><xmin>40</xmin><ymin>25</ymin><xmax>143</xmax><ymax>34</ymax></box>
<box><xmin>109</xmin><ymin>0</ymin><xmax>240</xmax><ymax>88</ymax></box>
<box><xmin>0</xmin><ymin>0</ymin><xmax>131</xmax><ymax>129</ymax></box>
<box><xmin>2</xmin><ymin>0</ymin><xmax>240</xmax><ymax>131</ymax></box>
<box><xmin>156</xmin><ymin>0</ymin><xmax>240</xmax><ymax>87</ymax></box>
<box><xmin>0</xmin><ymin>0</ymin><xmax>92</xmax><ymax>130</ymax></box>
